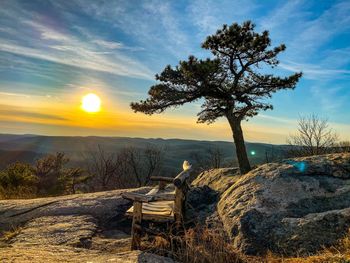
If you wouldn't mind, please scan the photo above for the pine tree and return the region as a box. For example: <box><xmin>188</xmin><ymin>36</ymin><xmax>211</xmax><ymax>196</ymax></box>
<box><xmin>131</xmin><ymin>21</ymin><xmax>302</xmax><ymax>174</ymax></box>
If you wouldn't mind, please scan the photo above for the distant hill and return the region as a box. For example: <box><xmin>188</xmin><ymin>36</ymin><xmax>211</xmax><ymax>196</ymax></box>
<box><xmin>0</xmin><ymin>134</ymin><xmax>286</xmax><ymax>174</ymax></box>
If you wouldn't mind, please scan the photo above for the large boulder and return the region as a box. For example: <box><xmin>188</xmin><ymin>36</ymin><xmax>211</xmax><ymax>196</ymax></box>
<box><xmin>217</xmin><ymin>153</ymin><xmax>350</xmax><ymax>256</ymax></box>
<box><xmin>192</xmin><ymin>167</ymin><xmax>240</xmax><ymax>194</ymax></box>
<box><xmin>188</xmin><ymin>168</ymin><xmax>240</xmax><ymax>226</ymax></box>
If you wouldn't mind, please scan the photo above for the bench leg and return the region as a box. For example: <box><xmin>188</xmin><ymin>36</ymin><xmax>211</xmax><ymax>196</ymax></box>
<box><xmin>174</xmin><ymin>188</ymin><xmax>184</xmax><ymax>232</ymax></box>
<box><xmin>131</xmin><ymin>201</ymin><xmax>142</xmax><ymax>250</ymax></box>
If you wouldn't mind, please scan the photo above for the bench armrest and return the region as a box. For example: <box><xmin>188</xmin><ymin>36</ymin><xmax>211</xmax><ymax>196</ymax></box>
<box><xmin>173</xmin><ymin>169</ymin><xmax>192</xmax><ymax>188</ymax></box>
<box><xmin>122</xmin><ymin>192</ymin><xmax>175</xmax><ymax>203</ymax></box>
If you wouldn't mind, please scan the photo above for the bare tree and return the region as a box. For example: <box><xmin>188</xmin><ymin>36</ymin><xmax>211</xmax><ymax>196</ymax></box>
<box><xmin>208</xmin><ymin>147</ymin><xmax>224</xmax><ymax>169</ymax></box>
<box><xmin>144</xmin><ymin>145</ymin><xmax>164</xmax><ymax>184</ymax></box>
<box><xmin>191</xmin><ymin>146</ymin><xmax>224</xmax><ymax>172</ymax></box>
<box><xmin>117</xmin><ymin>147</ymin><xmax>143</xmax><ymax>187</ymax></box>
<box><xmin>286</xmin><ymin>114</ymin><xmax>338</xmax><ymax>157</ymax></box>
<box><xmin>118</xmin><ymin>145</ymin><xmax>164</xmax><ymax>187</ymax></box>
<box><xmin>86</xmin><ymin>146</ymin><xmax>119</xmax><ymax>190</ymax></box>
<box><xmin>87</xmin><ymin>145</ymin><xmax>165</xmax><ymax>190</ymax></box>
<box><xmin>190</xmin><ymin>151</ymin><xmax>208</xmax><ymax>172</ymax></box>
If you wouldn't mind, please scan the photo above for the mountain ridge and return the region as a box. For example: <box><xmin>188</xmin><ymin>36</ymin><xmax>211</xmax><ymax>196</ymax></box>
<box><xmin>0</xmin><ymin>134</ymin><xmax>285</xmax><ymax>174</ymax></box>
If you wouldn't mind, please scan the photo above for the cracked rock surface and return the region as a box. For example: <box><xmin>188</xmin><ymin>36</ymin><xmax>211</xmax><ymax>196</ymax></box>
<box><xmin>0</xmin><ymin>187</ymin><xmax>175</xmax><ymax>262</ymax></box>
<box><xmin>216</xmin><ymin>153</ymin><xmax>350</xmax><ymax>256</ymax></box>
<box><xmin>10</xmin><ymin>215</ymin><xmax>98</xmax><ymax>247</ymax></box>
<box><xmin>0</xmin><ymin>187</ymin><xmax>150</xmax><ymax>231</ymax></box>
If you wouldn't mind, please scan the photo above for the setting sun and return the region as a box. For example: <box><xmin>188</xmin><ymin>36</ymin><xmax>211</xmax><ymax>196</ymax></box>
<box><xmin>81</xmin><ymin>93</ymin><xmax>101</xmax><ymax>113</ymax></box>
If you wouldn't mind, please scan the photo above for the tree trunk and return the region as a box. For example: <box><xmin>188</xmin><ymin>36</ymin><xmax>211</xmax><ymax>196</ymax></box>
<box><xmin>226</xmin><ymin>116</ymin><xmax>251</xmax><ymax>174</ymax></box>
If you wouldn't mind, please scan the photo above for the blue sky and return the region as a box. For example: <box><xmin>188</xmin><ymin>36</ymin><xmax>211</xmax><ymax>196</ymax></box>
<box><xmin>0</xmin><ymin>0</ymin><xmax>349</xmax><ymax>143</ymax></box>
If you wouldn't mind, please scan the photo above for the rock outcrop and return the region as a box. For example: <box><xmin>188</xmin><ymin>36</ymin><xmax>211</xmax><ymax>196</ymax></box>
<box><xmin>0</xmin><ymin>187</ymin><xmax>150</xmax><ymax>231</ymax></box>
<box><xmin>0</xmin><ymin>187</ymin><xmax>176</xmax><ymax>262</ymax></box>
<box><xmin>0</xmin><ymin>245</ymin><xmax>176</xmax><ymax>263</ymax></box>
<box><xmin>188</xmin><ymin>168</ymin><xmax>240</xmax><ymax>227</ymax></box>
<box><xmin>10</xmin><ymin>215</ymin><xmax>98</xmax><ymax>248</ymax></box>
<box><xmin>192</xmin><ymin>167</ymin><xmax>240</xmax><ymax>194</ymax></box>
<box><xmin>216</xmin><ymin>153</ymin><xmax>350</xmax><ymax>255</ymax></box>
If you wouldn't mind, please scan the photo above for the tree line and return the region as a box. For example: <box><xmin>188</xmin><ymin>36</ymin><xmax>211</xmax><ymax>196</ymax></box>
<box><xmin>0</xmin><ymin>143</ymin><xmax>237</xmax><ymax>199</ymax></box>
<box><xmin>0</xmin><ymin>145</ymin><xmax>164</xmax><ymax>199</ymax></box>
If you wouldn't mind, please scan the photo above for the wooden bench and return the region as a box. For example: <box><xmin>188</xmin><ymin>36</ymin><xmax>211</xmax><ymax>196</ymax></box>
<box><xmin>122</xmin><ymin>165</ymin><xmax>191</xmax><ymax>250</ymax></box>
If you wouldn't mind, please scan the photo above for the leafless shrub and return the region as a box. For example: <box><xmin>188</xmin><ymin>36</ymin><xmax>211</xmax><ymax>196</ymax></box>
<box><xmin>144</xmin><ymin>145</ymin><xmax>164</xmax><ymax>183</ymax></box>
<box><xmin>86</xmin><ymin>146</ymin><xmax>120</xmax><ymax>191</ymax></box>
<box><xmin>118</xmin><ymin>145</ymin><xmax>164</xmax><ymax>187</ymax></box>
<box><xmin>191</xmin><ymin>146</ymin><xmax>225</xmax><ymax>172</ymax></box>
<box><xmin>286</xmin><ymin>114</ymin><xmax>338</xmax><ymax>157</ymax></box>
<box><xmin>86</xmin><ymin>145</ymin><xmax>164</xmax><ymax>190</ymax></box>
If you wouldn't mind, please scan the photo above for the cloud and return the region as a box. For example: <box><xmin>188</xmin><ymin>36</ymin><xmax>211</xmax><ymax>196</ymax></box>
<box><xmin>0</xmin><ymin>6</ymin><xmax>154</xmax><ymax>80</ymax></box>
<box><xmin>257</xmin><ymin>114</ymin><xmax>296</xmax><ymax>125</ymax></box>
<box><xmin>0</xmin><ymin>105</ymin><xmax>67</xmax><ymax>121</ymax></box>
<box><xmin>293</xmin><ymin>1</ymin><xmax>350</xmax><ymax>53</ymax></box>
<box><xmin>188</xmin><ymin>0</ymin><xmax>258</xmax><ymax>36</ymax></box>
<box><xmin>92</xmin><ymin>39</ymin><xmax>123</xmax><ymax>49</ymax></box>
<box><xmin>310</xmin><ymin>85</ymin><xmax>348</xmax><ymax>112</ymax></box>
<box><xmin>0</xmin><ymin>92</ymin><xmax>31</xmax><ymax>98</ymax></box>
<box><xmin>280</xmin><ymin>61</ymin><xmax>350</xmax><ymax>80</ymax></box>
<box><xmin>67</xmin><ymin>0</ymin><xmax>194</xmax><ymax>59</ymax></box>
<box><xmin>259</xmin><ymin>0</ymin><xmax>307</xmax><ymax>31</ymax></box>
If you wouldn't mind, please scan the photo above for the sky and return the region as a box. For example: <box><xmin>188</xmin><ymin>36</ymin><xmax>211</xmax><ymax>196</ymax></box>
<box><xmin>0</xmin><ymin>0</ymin><xmax>349</xmax><ymax>144</ymax></box>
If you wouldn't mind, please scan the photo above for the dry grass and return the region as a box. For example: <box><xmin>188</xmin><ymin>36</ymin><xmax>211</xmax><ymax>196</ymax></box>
<box><xmin>144</xmin><ymin>225</ymin><xmax>350</xmax><ymax>263</ymax></box>
<box><xmin>0</xmin><ymin>186</ymin><xmax>36</xmax><ymax>200</ymax></box>
<box><xmin>0</xmin><ymin>225</ymin><xmax>22</xmax><ymax>244</ymax></box>
<box><xmin>145</xmin><ymin>225</ymin><xmax>244</xmax><ymax>263</ymax></box>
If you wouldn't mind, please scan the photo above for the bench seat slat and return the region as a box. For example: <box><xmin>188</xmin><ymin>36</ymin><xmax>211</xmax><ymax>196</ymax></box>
<box><xmin>126</xmin><ymin>186</ymin><xmax>175</xmax><ymax>220</ymax></box>
<box><xmin>126</xmin><ymin>200</ymin><xmax>174</xmax><ymax>216</ymax></box>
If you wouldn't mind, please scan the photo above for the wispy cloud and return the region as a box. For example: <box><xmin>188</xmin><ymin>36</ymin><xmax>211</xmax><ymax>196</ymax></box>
<box><xmin>0</xmin><ymin>107</ymin><xmax>68</xmax><ymax>121</ymax></box>
<box><xmin>92</xmin><ymin>39</ymin><xmax>123</xmax><ymax>49</ymax></box>
<box><xmin>293</xmin><ymin>1</ymin><xmax>350</xmax><ymax>54</ymax></box>
<box><xmin>188</xmin><ymin>0</ymin><xmax>258</xmax><ymax>37</ymax></box>
<box><xmin>0</xmin><ymin>92</ymin><xmax>31</xmax><ymax>98</ymax></box>
<box><xmin>259</xmin><ymin>0</ymin><xmax>307</xmax><ymax>31</ymax></box>
<box><xmin>0</xmin><ymin>5</ymin><xmax>154</xmax><ymax>80</ymax></box>
<box><xmin>67</xmin><ymin>0</ymin><xmax>194</xmax><ymax>59</ymax></box>
<box><xmin>310</xmin><ymin>85</ymin><xmax>349</xmax><ymax>113</ymax></box>
<box><xmin>280</xmin><ymin>61</ymin><xmax>350</xmax><ymax>80</ymax></box>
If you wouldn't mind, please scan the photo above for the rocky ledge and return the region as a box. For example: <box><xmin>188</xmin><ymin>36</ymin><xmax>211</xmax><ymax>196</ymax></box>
<box><xmin>193</xmin><ymin>153</ymin><xmax>350</xmax><ymax>256</ymax></box>
<box><xmin>0</xmin><ymin>187</ymin><xmax>175</xmax><ymax>262</ymax></box>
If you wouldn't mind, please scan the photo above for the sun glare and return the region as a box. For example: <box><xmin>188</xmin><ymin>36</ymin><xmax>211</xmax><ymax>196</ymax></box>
<box><xmin>81</xmin><ymin>93</ymin><xmax>101</xmax><ymax>113</ymax></box>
